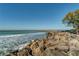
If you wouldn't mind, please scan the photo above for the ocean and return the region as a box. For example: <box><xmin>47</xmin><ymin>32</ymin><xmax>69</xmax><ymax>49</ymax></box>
<box><xmin>0</xmin><ymin>30</ymin><xmax>47</xmax><ymax>56</ymax></box>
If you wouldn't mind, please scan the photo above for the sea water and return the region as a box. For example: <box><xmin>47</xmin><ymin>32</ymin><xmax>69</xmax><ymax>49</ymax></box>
<box><xmin>0</xmin><ymin>30</ymin><xmax>47</xmax><ymax>56</ymax></box>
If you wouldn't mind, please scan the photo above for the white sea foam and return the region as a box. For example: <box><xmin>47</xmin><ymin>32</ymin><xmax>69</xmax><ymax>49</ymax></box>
<box><xmin>0</xmin><ymin>32</ymin><xmax>46</xmax><ymax>56</ymax></box>
<box><xmin>0</xmin><ymin>34</ymin><xmax>25</xmax><ymax>38</ymax></box>
<box><xmin>0</xmin><ymin>32</ymin><xmax>46</xmax><ymax>37</ymax></box>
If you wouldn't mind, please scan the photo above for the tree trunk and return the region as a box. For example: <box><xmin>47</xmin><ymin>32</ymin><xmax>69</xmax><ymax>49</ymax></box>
<box><xmin>76</xmin><ymin>29</ymin><xmax>79</xmax><ymax>34</ymax></box>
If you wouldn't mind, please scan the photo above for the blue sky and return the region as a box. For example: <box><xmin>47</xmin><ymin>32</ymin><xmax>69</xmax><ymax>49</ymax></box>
<box><xmin>0</xmin><ymin>3</ymin><xmax>79</xmax><ymax>30</ymax></box>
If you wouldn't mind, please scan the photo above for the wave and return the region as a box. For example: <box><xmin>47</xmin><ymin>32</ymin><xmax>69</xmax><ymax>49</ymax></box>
<box><xmin>0</xmin><ymin>32</ymin><xmax>47</xmax><ymax>56</ymax></box>
<box><xmin>0</xmin><ymin>32</ymin><xmax>46</xmax><ymax>37</ymax></box>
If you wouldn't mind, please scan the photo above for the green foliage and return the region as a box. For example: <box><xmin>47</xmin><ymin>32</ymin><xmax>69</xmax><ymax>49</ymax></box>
<box><xmin>63</xmin><ymin>10</ymin><xmax>79</xmax><ymax>30</ymax></box>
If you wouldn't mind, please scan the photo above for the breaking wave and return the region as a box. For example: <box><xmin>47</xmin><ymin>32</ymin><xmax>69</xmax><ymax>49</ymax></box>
<box><xmin>0</xmin><ymin>32</ymin><xmax>46</xmax><ymax>56</ymax></box>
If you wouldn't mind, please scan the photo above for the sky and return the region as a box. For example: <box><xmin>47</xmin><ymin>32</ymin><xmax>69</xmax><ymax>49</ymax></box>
<box><xmin>0</xmin><ymin>3</ymin><xmax>79</xmax><ymax>30</ymax></box>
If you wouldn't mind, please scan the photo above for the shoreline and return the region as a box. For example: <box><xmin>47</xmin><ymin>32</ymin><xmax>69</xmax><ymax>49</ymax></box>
<box><xmin>0</xmin><ymin>32</ymin><xmax>47</xmax><ymax>56</ymax></box>
<box><xmin>7</xmin><ymin>31</ymin><xmax>79</xmax><ymax>56</ymax></box>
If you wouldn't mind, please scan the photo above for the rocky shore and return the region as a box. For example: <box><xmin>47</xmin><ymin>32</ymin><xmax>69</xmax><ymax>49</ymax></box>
<box><xmin>7</xmin><ymin>31</ymin><xmax>79</xmax><ymax>56</ymax></box>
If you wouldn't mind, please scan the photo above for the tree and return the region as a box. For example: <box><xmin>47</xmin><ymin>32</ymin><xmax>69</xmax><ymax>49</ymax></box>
<box><xmin>63</xmin><ymin>10</ymin><xmax>79</xmax><ymax>34</ymax></box>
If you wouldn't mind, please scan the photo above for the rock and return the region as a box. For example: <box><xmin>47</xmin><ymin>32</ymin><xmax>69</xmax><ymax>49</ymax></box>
<box><xmin>8</xmin><ymin>31</ymin><xmax>79</xmax><ymax>56</ymax></box>
<box><xmin>43</xmin><ymin>48</ymin><xmax>68</xmax><ymax>56</ymax></box>
<box><xmin>8</xmin><ymin>50</ymin><xmax>18</xmax><ymax>56</ymax></box>
<box><xmin>69</xmin><ymin>39</ymin><xmax>79</xmax><ymax>51</ymax></box>
<box><xmin>17</xmin><ymin>49</ymin><xmax>29</xmax><ymax>56</ymax></box>
<box><xmin>30</xmin><ymin>42</ymin><xmax>39</xmax><ymax>49</ymax></box>
<box><xmin>32</xmin><ymin>46</ymin><xmax>46</xmax><ymax>56</ymax></box>
<box><xmin>47</xmin><ymin>32</ymin><xmax>54</xmax><ymax>40</ymax></box>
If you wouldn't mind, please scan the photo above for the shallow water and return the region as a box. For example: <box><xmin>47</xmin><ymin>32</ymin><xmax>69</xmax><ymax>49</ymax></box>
<box><xmin>0</xmin><ymin>32</ymin><xmax>47</xmax><ymax>56</ymax></box>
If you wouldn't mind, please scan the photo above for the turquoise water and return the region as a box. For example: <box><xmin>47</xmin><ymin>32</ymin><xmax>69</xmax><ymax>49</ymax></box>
<box><xmin>0</xmin><ymin>30</ymin><xmax>42</xmax><ymax>35</ymax></box>
<box><xmin>0</xmin><ymin>30</ymin><xmax>47</xmax><ymax>56</ymax></box>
